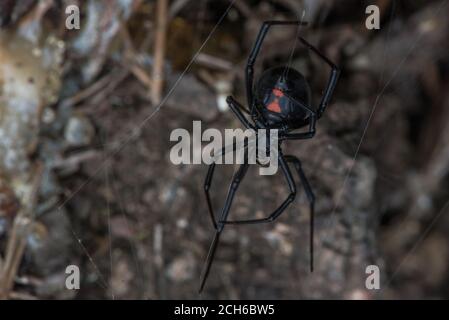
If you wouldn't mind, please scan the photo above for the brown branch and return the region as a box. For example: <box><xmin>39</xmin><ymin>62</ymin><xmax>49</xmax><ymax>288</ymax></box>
<box><xmin>151</xmin><ymin>0</ymin><xmax>169</xmax><ymax>105</ymax></box>
<box><xmin>51</xmin><ymin>150</ymin><xmax>101</xmax><ymax>169</ymax></box>
<box><xmin>169</xmin><ymin>0</ymin><xmax>190</xmax><ymax>18</ymax></box>
<box><xmin>196</xmin><ymin>53</ymin><xmax>233</xmax><ymax>71</ymax></box>
<box><xmin>119</xmin><ymin>22</ymin><xmax>154</xmax><ymax>95</ymax></box>
<box><xmin>8</xmin><ymin>291</ymin><xmax>38</xmax><ymax>300</ymax></box>
<box><xmin>0</xmin><ymin>165</ymin><xmax>43</xmax><ymax>300</ymax></box>
<box><xmin>60</xmin><ymin>71</ymin><xmax>120</xmax><ymax>108</ymax></box>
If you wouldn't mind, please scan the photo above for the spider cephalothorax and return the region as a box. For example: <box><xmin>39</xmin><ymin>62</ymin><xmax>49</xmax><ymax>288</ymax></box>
<box><xmin>199</xmin><ymin>20</ymin><xmax>340</xmax><ymax>293</ymax></box>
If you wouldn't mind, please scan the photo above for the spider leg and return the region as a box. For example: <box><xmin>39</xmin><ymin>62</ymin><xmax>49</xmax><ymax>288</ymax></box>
<box><xmin>199</xmin><ymin>163</ymin><xmax>249</xmax><ymax>293</ymax></box>
<box><xmin>226</xmin><ymin>96</ymin><xmax>255</xmax><ymax>129</ymax></box>
<box><xmin>204</xmin><ymin>140</ymin><xmax>253</xmax><ymax>230</ymax></box>
<box><xmin>298</xmin><ymin>37</ymin><xmax>340</xmax><ymax>118</ymax></box>
<box><xmin>220</xmin><ymin>153</ymin><xmax>296</xmax><ymax>225</ymax></box>
<box><xmin>284</xmin><ymin>155</ymin><xmax>315</xmax><ymax>272</ymax></box>
<box><xmin>204</xmin><ymin>163</ymin><xmax>217</xmax><ymax>229</ymax></box>
<box><xmin>246</xmin><ymin>20</ymin><xmax>308</xmax><ymax>109</ymax></box>
<box><xmin>281</xmin><ymin>112</ymin><xmax>317</xmax><ymax>140</ymax></box>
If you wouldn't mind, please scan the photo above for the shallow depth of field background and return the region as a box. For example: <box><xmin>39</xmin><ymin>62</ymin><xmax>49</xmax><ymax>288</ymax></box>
<box><xmin>0</xmin><ymin>0</ymin><xmax>448</xmax><ymax>299</ymax></box>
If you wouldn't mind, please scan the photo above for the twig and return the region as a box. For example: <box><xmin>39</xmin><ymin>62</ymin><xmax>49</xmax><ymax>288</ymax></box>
<box><xmin>60</xmin><ymin>71</ymin><xmax>121</xmax><ymax>108</ymax></box>
<box><xmin>153</xmin><ymin>224</ymin><xmax>165</xmax><ymax>298</ymax></box>
<box><xmin>120</xmin><ymin>22</ymin><xmax>154</xmax><ymax>94</ymax></box>
<box><xmin>232</xmin><ymin>0</ymin><xmax>256</xmax><ymax>20</ymax></box>
<box><xmin>0</xmin><ymin>165</ymin><xmax>43</xmax><ymax>299</ymax></box>
<box><xmin>90</xmin><ymin>70</ymin><xmax>130</xmax><ymax>105</ymax></box>
<box><xmin>17</xmin><ymin>0</ymin><xmax>54</xmax><ymax>43</ymax></box>
<box><xmin>151</xmin><ymin>0</ymin><xmax>169</xmax><ymax>105</ymax></box>
<box><xmin>8</xmin><ymin>291</ymin><xmax>38</xmax><ymax>300</ymax></box>
<box><xmin>51</xmin><ymin>150</ymin><xmax>100</xmax><ymax>169</ymax></box>
<box><xmin>196</xmin><ymin>53</ymin><xmax>233</xmax><ymax>71</ymax></box>
<box><xmin>129</xmin><ymin>64</ymin><xmax>154</xmax><ymax>91</ymax></box>
<box><xmin>169</xmin><ymin>0</ymin><xmax>191</xmax><ymax>18</ymax></box>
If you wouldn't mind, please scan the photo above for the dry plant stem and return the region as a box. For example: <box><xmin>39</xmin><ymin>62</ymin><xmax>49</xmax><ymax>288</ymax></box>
<box><xmin>120</xmin><ymin>23</ymin><xmax>154</xmax><ymax>92</ymax></box>
<box><xmin>169</xmin><ymin>0</ymin><xmax>191</xmax><ymax>18</ymax></box>
<box><xmin>8</xmin><ymin>291</ymin><xmax>38</xmax><ymax>300</ymax></box>
<box><xmin>130</xmin><ymin>64</ymin><xmax>154</xmax><ymax>90</ymax></box>
<box><xmin>0</xmin><ymin>166</ymin><xmax>43</xmax><ymax>299</ymax></box>
<box><xmin>17</xmin><ymin>0</ymin><xmax>54</xmax><ymax>42</ymax></box>
<box><xmin>90</xmin><ymin>70</ymin><xmax>130</xmax><ymax>105</ymax></box>
<box><xmin>151</xmin><ymin>0</ymin><xmax>168</xmax><ymax>105</ymax></box>
<box><xmin>153</xmin><ymin>224</ymin><xmax>165</xmax><ymax>298</ymax></box>
<box><xmin>233</xmin><ymin>0</ymin><xmax>256</xmax><ymax>19</ymax></box>
<box><xmin>0</xmin><ymin>223</ymin><xmax>27</xmax><ymax>299</ymax></box>
<box><xmin>60</xmin><ymin>71</ymin><xmax>120</xmax><ymax>108</ymax></box>
<box><xmin>51</xmin><ymin>150</ymin><xmax>100</xmax><ymax>169</ymax></box>
<box><xmin>196</xmin><ymin>53</ymin><xmax>233</xmax><ymax>71</ymax></box>
<box><xmin>197</xmin><ymin>69</ymin><xmax>217</xmax><ymax>89</ymax></box>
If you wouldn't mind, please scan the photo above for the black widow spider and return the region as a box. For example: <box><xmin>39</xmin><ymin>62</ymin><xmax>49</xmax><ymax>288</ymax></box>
<box><xmin>199</xmin><ymin>20</ymin><xmax>340</xmax><ymax>293</ymax></box>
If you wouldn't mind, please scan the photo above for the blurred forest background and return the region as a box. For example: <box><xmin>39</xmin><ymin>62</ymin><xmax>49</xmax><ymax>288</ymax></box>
<box><xmin>0</xmin><ymin>0</ymin><xmax>449</xmax><ymax>299</ymax></box>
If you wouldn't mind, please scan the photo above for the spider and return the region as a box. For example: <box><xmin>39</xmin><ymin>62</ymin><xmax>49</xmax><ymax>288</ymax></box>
<box><xmin>199</xmin><ymin>20</ymin><xmax>340</xmax><ymax>293</ymax></box>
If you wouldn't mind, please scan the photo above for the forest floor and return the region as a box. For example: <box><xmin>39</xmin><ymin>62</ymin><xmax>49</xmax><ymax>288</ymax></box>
<box><xmin>0</xmin><ymin>0</ymin><xmax>448</xmax><ymax>299</ymax></box>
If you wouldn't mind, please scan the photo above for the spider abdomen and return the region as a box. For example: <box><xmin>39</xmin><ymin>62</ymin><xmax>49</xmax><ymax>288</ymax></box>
<box><xmin>255</xmin><ymin>66</ymin><xmax>312</xmax><ymax>129</ymax></box>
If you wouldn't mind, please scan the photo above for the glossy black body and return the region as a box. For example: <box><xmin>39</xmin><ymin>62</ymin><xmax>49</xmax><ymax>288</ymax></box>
<box><xmin>255</xmin><ymin>66</ymin><xmax>312</xmax><ymax>129</ymax></box>
<box><xmin>199</xmin><ymin>20</ymin><xmax>340</xmax><ymax>293</ymax></box>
